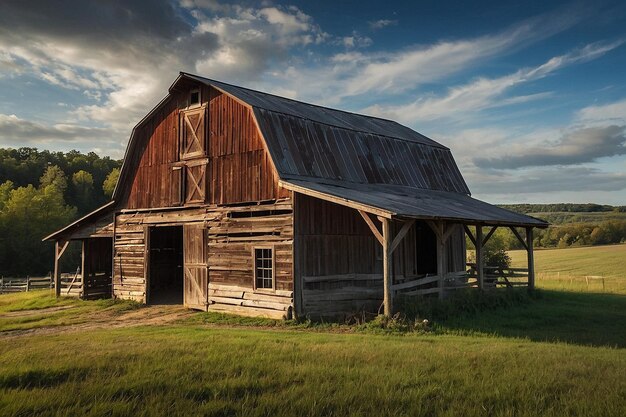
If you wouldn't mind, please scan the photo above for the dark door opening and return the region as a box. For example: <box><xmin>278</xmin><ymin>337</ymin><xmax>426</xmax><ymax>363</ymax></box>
<box><xmin>416</xmin><ymin>221</ymin><xmax>438</xmax><ymax>275</ymax></box>
<box><xmin>148</xmin><ymin>226</ymin><xmax>183</xmax><ymax>305</ymax></box>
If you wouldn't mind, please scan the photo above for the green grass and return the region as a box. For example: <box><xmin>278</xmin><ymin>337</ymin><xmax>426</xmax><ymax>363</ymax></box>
<box><xmin>0</xmin><ymin>291</ymin><xmax>140</xmax><ymax>332</ymax></box>
<box><xmin>1</xmin><ymin>242</ymin><xmax>626</xmax><ymax>416</ymax></box>
<box><xmin>509</xmin><ymin>243</ymin><xmax>626</xmax><ymax>292</ymax></box>
<box><xmin>1</xmin><ymin>319</ymin><xmax>625</xmax><ymax>416</ymax></box>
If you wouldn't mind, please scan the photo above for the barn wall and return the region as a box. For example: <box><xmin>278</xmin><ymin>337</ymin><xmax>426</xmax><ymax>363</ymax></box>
<box><xmin>294</xmin><ymin>194</ymin><xmax>465</xmax><ymax>318</ymax></box>
<box><xmin>124</xmin><ymin>86</ymin><xmax>287</xmax><ymax>209</ymax></box>
<box><xmin>126</xmin><ymin>97</ymin><xmax>180</xmax><ymax>209</ymax></box>
<box><xmin>113</xmin><ymin>199</ymin><xmax>294</xmax><ymax>317</ymax></box>
<box><xmin>207</xmin><ymin>88</ymin><xmax>288</xmax><ymax>204</ymax></box>
<box><xmin>295</xmin><ymin>194</ymin><xmax>383</xmax><ymax>317</ymax></box>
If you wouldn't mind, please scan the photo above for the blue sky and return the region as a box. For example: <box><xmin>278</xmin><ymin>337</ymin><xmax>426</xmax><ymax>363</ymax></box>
<box><xmin>0</xmin><ymin>0</ymin><xmax>625</xmax><ymax>204</ymax></box>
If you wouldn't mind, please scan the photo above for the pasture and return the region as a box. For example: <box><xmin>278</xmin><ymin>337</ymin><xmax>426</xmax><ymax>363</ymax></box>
<box><xmin>1</xmin><ymin>244</ymin><xmax>625</xmax><ymax>416</ymax></box>
<box><xmin>509</xmin><ymin>243</ymin><xmax>626</xmax><ymax>292</ymax></box>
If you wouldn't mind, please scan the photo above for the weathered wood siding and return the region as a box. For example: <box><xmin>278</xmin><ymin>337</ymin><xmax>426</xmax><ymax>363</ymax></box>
<box><xmin>113</xmin><ymin>200</ymin><xmax>294</xmax><ymax>317</ymax></box>
<box><xmin>295</xmin><ymin>194</ymin><xmax>465</xmax><ymax>318</ymax></box>
<box><xmin>295</xmin><ymin>194</ymin><xmax>383</xmax><ymax>317</ymax></box>
<box><xmin>126</xmin><ymin>97</ymin><xmax>180</xmax><ymax>209</ymax></box>
<box><xmin>124</xmin><ymin>86</ymin><xmax>287</xmax><ymax>209</ymax></box>
<box><xmin>208</xmin><ymin>88</ymin><xmax>288</xmax><ymax>204</ymax></box>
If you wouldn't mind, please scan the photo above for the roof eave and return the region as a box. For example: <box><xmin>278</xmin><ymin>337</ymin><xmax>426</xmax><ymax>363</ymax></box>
<box><xmin>42</xmin><ymin>201</ymin><xmax>116</xmax><ymax>242</ymax></box>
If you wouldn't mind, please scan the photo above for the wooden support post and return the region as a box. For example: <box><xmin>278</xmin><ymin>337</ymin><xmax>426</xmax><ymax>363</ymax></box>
<box><xmin>526</xmin><ymin>227</ymin><xmax>535</xmax><ymax>291</ymax></box>
<box><xmin>381</xmin><ymin>217</ymin><xmax>393</xmax><ymax>316</ymax></box>
<box><xmin>54</xmin><ymin>241</ymin><xmax>60</xmax><ymax>297</ymax></box>
<box><xmin>80</xmin><ymin>240</ymin><xmax>86</xmax><ymax>299</ymax></box>
<box><xmin>476</xmin><ymin>225</ymin><xmax>484</xmax><ymax>290</ymax></box>
<box><xmin>54</xmin><ymin>240</ymin><xmax>70</xmax><ymax>298</ymax></box>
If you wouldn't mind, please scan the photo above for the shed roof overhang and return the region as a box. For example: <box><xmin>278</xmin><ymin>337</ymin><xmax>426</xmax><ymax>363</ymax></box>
<box><xmin>42</xmin><ymin>201</ymin><xmax>116</xmax><ymax>242</ymax></box>
<box><xmin>280</xmin><ymin>177</ymin><xmax>548</xmax><ymax>228</ymax></box>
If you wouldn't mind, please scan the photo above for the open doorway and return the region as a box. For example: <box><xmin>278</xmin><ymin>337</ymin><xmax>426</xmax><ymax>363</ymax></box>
<box><xmin>148</xmin><ymin>226</ymin><xmax>183</xmax><ymax>304</ymax></box>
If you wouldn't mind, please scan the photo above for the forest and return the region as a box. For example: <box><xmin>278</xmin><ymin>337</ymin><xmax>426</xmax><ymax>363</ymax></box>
<box><xmin>0</xmin><ymin>148</ymin><xmax>120</xmax><ymax>276</ymax></box>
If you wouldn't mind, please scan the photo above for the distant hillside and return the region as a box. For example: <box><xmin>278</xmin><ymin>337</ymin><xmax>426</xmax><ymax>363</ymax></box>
<box><xmin>488</xmin><ymin>203</ymin><xmax>626</xmax><ymax>249</ymax></box>
<box><xmin>499</xmin><ymin>204</ymin><xmax>626</xmax><ymax>225</ymax></box>
<box><xmin>500</xmin><ymin>203</ymin><xmax>626</xmax><ymax>214</ymax></box>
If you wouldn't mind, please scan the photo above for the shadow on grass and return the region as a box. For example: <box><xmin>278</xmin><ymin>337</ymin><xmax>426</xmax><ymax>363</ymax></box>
<box><xmin>437</xmin><ymin>290</ymin><xmax>626</xmax><ymax>348</ymax></box>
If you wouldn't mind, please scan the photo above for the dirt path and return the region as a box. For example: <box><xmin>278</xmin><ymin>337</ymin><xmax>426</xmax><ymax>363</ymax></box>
<box><xmin>0</xmin><ymin>304</ymin><xmax>196</xmax><ymax>339</ymax></box>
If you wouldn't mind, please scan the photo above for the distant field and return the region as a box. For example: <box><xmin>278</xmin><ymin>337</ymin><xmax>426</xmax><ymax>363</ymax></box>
<box><xmin>509</xmin><ymin>244</ymin><xmax>626</xmax><ymax>293</ymax></box>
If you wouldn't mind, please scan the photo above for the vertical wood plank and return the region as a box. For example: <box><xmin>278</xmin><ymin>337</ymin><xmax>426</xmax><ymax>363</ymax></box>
<box><xmin>80</xmin><ymin>240</ymin><xmax>86</xmax><ymax>299</ymax></box>
<box><xmin>476</xmin><ymin>225</ymin><xmax>484</xmax><ymax>290</ymax></box>
<box><xmin>144</xmin><ymin>226</ymin><xmax>151</xmax><ymax>304</ymax></box>
<box><xmin>292</xmin><ymin>192</ymin><xmax>303</xmax><ymax>318</ymax></box>
<box><xmin>54</xmin><ymin>241</ymin><xmax>60</xmax><ymax>297</ymax></box>
<box><xmin>436</xmin><ymin>222</ymin><xmax>445</xmax><ymax>299</ymax></box>
<box><xmin>382</xmin><ymin>217</ymin><xmax>393</xmax><ymax>316</ymax></box>
<box><xmin>526</xmin><ymin>227</ymin><xmax>535</xmax><ymax>290</ymax></box>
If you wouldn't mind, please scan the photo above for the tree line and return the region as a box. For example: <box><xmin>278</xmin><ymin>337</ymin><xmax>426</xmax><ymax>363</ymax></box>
<box><xmin>0</xmin><ymin>148</ymin><xmax>120</xmax><ymax>277</ymax></box>
<box><xmin>500</xmin><ymin>203</ymin><xmax>626</xmax><ymax>214</ymax></box>
<box><xmin>498</xmin><ymin>203</ymin><xmax>626</xmax><ymax>249</ymax></box>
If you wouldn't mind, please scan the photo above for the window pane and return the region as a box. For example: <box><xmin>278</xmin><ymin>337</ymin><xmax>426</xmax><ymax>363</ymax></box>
<box><xmin>254</xmin><ymin>248</ymin><xmax>273</xmax><ymax>289</ymax></box>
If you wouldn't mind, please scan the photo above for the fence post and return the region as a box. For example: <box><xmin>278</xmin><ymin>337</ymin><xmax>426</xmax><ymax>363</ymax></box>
<box><xmin>26</xmin><ymin>276</ymin><xmax>30</xmax><ymax>292</ymax></box>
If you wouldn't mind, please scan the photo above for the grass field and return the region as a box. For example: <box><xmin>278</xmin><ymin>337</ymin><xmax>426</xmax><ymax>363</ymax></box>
<box><xmin>1</xmin><ymin>245</ymin><xmax>625</xmax><ymax>416</ymax></box>
<box><xmin>509</xmin><ymin>243</ymin><xmax>626</xmax><ymax>293</ymax></box>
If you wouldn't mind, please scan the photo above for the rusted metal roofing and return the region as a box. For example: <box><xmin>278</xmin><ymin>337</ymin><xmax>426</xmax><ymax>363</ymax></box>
<box><xmin>281</xmin><ymin>178</ymin><xmax>548</xmax><ymax>227</ymax></box>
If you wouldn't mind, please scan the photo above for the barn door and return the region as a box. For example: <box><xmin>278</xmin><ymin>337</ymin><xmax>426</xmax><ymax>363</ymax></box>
<box><xmin>180</xmin><ymin>106</ymin><xmax>207</xmax><ymax>160</ymax></box>
<box><xmin>183</xmin><ymin>224</ymin><xmax>208</xmax><ymax>310</ymax></box>
<box><xmin>185</xmin><ymin>159</ymin><xmax>207</xmax><ymax>204</ymax></box>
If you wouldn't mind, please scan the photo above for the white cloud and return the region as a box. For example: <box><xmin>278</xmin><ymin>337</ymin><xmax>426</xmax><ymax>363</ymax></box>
<box><xmin>362</xmin><ymin>40</ymin><xmax>624</xmax><ymax>124</ymax></box>
<box><xmin>577</xmin><ymin>98</ymin><xmax>626</xmax><ymax>125</ymax></box>
<box><xmin>474</xmin><ymin>125</ymin><xmax>626</xmax><ymax>169</ymax></box>
<box><xmin>0</xmin><ymin>0</ymin><xmax>328</xmax><ymax>143</ymax></box>
<box><xmin>0</xmin><ymin>113</ymin><xmax>111</xmax><ymax>143</ymax></box>
<box><xmin>336</xmin><ymin>32</ymin><xmax>373</xmax><ymax>48</ymax></box>
<box><xmin>368</xmin><ymin>19</ymin><xmax>398</xmax><ymax>30</ymax></box>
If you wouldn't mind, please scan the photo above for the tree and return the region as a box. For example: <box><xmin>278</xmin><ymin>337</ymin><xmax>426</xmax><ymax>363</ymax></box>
<box><xmin>39</xmin><ymin>165</ymin><xmax>68</xmax><ymax>193</ymax></box>
<box><xmin>0</xmin><ymin>180</ymin><xmax>13</xmax><ymax>210</ymax></box>
<box><xmin>103</xmin><ymin>168</ymin><xmax>120</xmax><ymax>198</ymax></box>
<box><xmin>0</xmin><ymin>184</ymin><xmax>76</xmax><ymax>276</ymax></box>
<box><xmin>72</xmin><ymin>170</ymin><xmax>94</xmax><ymax>214</ymax></box>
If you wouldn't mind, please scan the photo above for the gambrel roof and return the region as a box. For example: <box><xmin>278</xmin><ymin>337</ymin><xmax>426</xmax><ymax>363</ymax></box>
<box><xmin>172</xmin><ymin>73</ymin><xmax>545</xmax><ymax>227</ymax></box>
<box><xmin>46</xmin><ymin>72</ymin><xmax>546</xmax><ymax>242</ymax></box>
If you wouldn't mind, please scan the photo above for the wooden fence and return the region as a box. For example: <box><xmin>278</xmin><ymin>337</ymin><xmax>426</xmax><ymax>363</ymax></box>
<box><xmin>0</xmin><ymin>275</ymin><xmax>54</xmax><ymax>293</ymax></box>
<box><xmin>466</xmin><ymin>263</ymin><xmax>530</xmax><ymax>288</ymax></box>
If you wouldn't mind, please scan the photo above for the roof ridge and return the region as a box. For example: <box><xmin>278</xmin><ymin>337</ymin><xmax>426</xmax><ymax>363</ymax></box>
<box><xmin>251</xmin><ymin>107</ymin><xmax>448</xmax><ymax>150</ymax></box>
<box><xmin>180</xmin><ymin>72</ymin><xmax>425</xmax><ymax>131</ymax></box>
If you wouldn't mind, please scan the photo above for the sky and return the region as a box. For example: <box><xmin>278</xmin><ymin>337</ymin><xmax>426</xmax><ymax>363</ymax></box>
<box><xmin>0</xmin><ymin>0</ymin><xmax>625</xmax><ymax>205</ymax></box>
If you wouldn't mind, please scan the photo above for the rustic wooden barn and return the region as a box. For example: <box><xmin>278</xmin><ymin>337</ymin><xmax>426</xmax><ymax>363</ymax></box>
<box><xmin>44</xmin><ymin>72</ymin><xmax>547</xmax><ymax>319</ymax></box>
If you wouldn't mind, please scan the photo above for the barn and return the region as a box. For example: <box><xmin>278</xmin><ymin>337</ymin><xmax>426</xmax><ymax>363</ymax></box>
<box><xmin>44</xmin><ymin>72</ymin><xmax>547</xmax><ymax>319</ymax></box>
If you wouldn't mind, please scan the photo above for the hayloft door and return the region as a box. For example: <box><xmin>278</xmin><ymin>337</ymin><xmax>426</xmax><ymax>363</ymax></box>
<box><xmin>183</xmin><ymin>224</ymin><xmax>208</xmax><ymax>311</ymax></box>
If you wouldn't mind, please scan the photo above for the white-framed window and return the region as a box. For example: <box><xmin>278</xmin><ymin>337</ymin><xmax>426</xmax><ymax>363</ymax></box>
<box><xmin>253</xmin><ymin>247</ymin><xmax>274</xmax><ymax>290</ymax></box>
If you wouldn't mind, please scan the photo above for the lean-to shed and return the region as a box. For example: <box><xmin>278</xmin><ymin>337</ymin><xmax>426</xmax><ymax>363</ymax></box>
<box><xmin>44</xmin><ymin>72</ymin><xmax>547</xmax><ymax>319</ymax></box>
